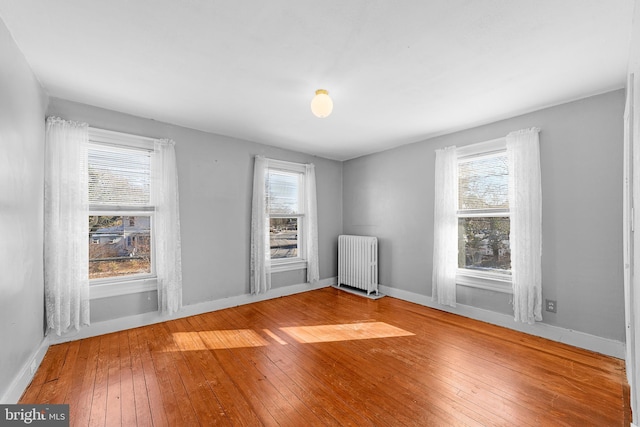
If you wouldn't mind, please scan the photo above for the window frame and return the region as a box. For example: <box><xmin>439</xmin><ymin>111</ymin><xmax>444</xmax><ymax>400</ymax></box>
<box><xmin>456</xmin><ymin>137</ymin><xmax>513</xmax><ymax>294</ymax></box>
<box><xmin>265</xmin><ymin>159</ymin><xmax>308</xmax><ymax>272</ymax></box>
<box><xmin>87</xmin><ymin>128</ymin><xmax>158</xmax><ymax>298</ymax></box>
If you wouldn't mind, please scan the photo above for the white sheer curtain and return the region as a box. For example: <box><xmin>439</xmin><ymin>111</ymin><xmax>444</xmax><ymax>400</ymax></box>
<box><xmin>251</xmin><ymin>156</ymin><xmax>271</xmax><ymax>294</ymax></box>
<box><xmin>153</xmin><ymin>139</ymin><xmax>183</xmax><ymax>315</ymax></box>
<box><xmin>304</xmin><ymin>163</ymin><xmax>320</xmax><ymax>284</ymax></box>
<box><xmin>432</xmin><ymin>146</ymin><xmax>458</xmax><ymax>307</ymax></box>
<box><xmin>507</xmin><ymin>128</ymin><xmax>542</xmax><ymax>323</ymax></box>
<box><xmin>44</xmin><ymin>116</ymin><xmax>90</xmax><ymax>335</ymax></box>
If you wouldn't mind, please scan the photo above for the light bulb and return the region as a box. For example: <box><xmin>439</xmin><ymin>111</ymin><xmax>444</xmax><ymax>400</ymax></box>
<box><xmin>310</xmin><ymin>89</ymin><xmax>333</xmax><ymax>118</ymax></box>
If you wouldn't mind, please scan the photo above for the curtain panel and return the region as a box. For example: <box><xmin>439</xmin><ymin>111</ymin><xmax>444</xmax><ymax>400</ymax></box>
<box><xmin>507</xmin><ymin>127</ymin><xmax>542</xmax><ymax>323</ymax></box>
<box><xmin>304</xmin><ymin>163</ymin><xmax>320</xmax><ymax>284</ymax></box>
<box><xmin>153</xmin><ymin>139</ymin><xmax>183</xmax><ymax>315</ymax></box>
<box><xmin>44</xmin><ymin>117</ymin><xmax>90</xmax><ymax>335</ymax></box>
<box><xmin>432</xmin><ymin>146</ymin><xmax>458</xmax><ymax>307</ymax></box>
<box><xmin>251</xmin><ymin>156</ymin><xmax>271</xmax><ymax>294</ymax></box>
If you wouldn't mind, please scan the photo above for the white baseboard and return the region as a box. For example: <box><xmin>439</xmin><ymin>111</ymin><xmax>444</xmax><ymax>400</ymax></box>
<box><xmin>1</xmin><ymin>337</ymin><xmax>49</xmax><ymax>404</ymax></box>
<box><xmin>49</xmin><ymin>277</ymin><xmax>336</xmax><ymax>345</ymax></box>
<box><xmin>379</xmin><ymin>285</ymin><xmax>626</xmax><ymax>359</ymax></box>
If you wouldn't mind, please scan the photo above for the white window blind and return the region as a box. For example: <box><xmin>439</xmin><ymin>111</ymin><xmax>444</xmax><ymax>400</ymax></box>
<box><xmin>267</xmin><ymin>169</ymin><xmax>301</xmax><ymax>215</ymax></box>
<box><xmin>458</xmin><ymin>153</ymin><xmax>509</xmax><ymax>211</ymax></box>
<box><xmin>88</xmin><ymin>144</ymin><xmax>151</xmax><ymax>207</ymax></box>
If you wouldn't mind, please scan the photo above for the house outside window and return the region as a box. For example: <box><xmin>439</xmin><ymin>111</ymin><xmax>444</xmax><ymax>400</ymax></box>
<box><xmin>265</xmin><ymin>160</ymin><xmax>307</xmax><ymax>270</ymax></box>
<box><xmin>88</xmin><ymin>129</ymin><xmax>155</xmax><ymax>284</ymax></box>
<box><xmin>456</xmin><ymin>138</ymin><xmax>512</xmax><ymax>292</ymax></box>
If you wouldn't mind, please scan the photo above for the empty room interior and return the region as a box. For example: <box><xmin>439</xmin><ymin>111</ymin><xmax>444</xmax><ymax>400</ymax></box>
<box><xmin>2</xmin><ymin>1</ymin><xmax>640</xmax><ymax>425</ymax></box>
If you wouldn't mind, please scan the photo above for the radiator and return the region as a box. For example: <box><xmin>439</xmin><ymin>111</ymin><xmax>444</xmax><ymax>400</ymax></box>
<box><xmin>338</xmin><ymin>235</ymin><xmax>379</xmax><ymax>295</ymax></box>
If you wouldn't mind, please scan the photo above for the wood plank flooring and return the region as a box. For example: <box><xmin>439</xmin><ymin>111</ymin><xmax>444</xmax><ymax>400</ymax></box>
<box><xmin>20</xmin><ymin>287</ymin><xmax>630</xmax><ymax>426</ymax></box>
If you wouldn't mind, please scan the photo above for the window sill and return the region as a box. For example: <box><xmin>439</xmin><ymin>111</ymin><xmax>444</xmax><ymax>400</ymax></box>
<box><xmin>271</xmin><ymin>260</ymin><xmax>307</xmax><ymax>273</ymax></box>
<box><xmin>456</xmin><ymin>270</ymin><xmax>512</xmax><ymax>294</ymax></box>
<box><xmin>90</xmin><ymin>277</ymin><xmax>157</xmax><ymax>300</ymax></box>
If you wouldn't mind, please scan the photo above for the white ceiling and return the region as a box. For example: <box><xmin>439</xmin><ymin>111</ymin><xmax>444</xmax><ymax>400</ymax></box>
<box><xmin>0</xmin><ymin>0</ymin><xmax>635</xmax><ymax>160</ymax></box>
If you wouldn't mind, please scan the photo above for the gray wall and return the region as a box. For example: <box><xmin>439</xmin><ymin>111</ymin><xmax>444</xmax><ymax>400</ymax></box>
<box><xmin>47</xmin><ymin>98</ymin><xmax>343</xmax><ymax>323</ymax></box>
<box><xmin>0</xmin><ymin>21</ymin><xmax>48</xmax><ymax>398</ymax></box>
<box><xmin>343</xmin><ymin>90</ymin><xmax>625</xmax><ymax>342</ymax></box>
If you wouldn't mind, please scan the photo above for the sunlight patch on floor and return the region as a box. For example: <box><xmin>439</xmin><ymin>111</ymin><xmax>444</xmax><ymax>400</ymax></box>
<box><xmin>172</xmin><ymin>329</ymin><xmax>270</xmax><ymax>350</ymax></box>
<box><xmin>280</xmin><ymin>322</ymin><xmax>414</xmax><ymax>343</ymax></box>
<box><xmin>169</xmin><ymin>322</ymin><xmax>413</xmax><ymax>350</ymax></box>
<box><xmin>199</xmin><ymin>329</ymin><xmax>270</xmax><ymax>349</ymax></box>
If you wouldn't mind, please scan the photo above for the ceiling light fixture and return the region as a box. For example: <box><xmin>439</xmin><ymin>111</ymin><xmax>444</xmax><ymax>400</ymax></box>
<box><xmin>310</xmin><ymin>89</ymin><xmax>333</xmax><ymax>118</ymax></box>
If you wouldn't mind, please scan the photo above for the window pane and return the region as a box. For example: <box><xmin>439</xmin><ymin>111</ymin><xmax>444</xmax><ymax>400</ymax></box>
<box><xmin>270</xmin><ymin>218</ymin><xmax>298</xmax><ymax>259</ymax></box>
<box><xmin>459</xmin><ymin>154</ymin><xmax>508</xmax><ymax>210</ymax></box>
<box><xmin>458</xmin><ymin>217</ymin><xmax>510</xmax><ymax>272</ymax></box>
<box><xmin>267</xmin><ymin>170</ymin><xmax>300</xmax><ymax>214</ymax></box>
<box><xmin>88</xmin><ymin>145</ymin><xmax>151</xmax><ymax>206</ymax></box>
<box><xmin>89</xmin><ymin>215</ymin><xmax>151</xmax><ymax>279</ymax></box>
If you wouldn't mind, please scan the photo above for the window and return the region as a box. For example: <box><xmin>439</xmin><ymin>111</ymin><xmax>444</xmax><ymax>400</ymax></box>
<box><xmin>265</xmin><ymin>161</ymin><xmax>307</xmax><ymax>269</ymax></box>
<box><xmin>456</xmin><ymin>138</ymin><xmax>512</xmax><ymax>291</ymax></box>
<box><xmin>88</xmin><ymin>129</ymin><xmax>155</xmax><ymax>283</ymax></box>
<box><xmin>433</xmin><ymin>129</ymin><xmax>540</xmax><ymax>309</ymax></box>
<box><xmin>251</xmin><ymin>155</ymin><xmax>319</xmax><ymax>294</ymax></box>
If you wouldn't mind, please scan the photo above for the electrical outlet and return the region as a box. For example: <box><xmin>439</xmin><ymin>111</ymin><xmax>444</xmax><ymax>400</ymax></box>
<box><xmin>545</xmin><ymin>299</ymin><xmax>557</xmax><ymax>313</ymax></box>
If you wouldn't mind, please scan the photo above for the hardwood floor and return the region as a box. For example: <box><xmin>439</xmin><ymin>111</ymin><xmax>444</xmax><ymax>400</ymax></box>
<box><xmin>21</xmin><ymin>287</ymin><xmax>629</xmax><ymax>426</ymax></box>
